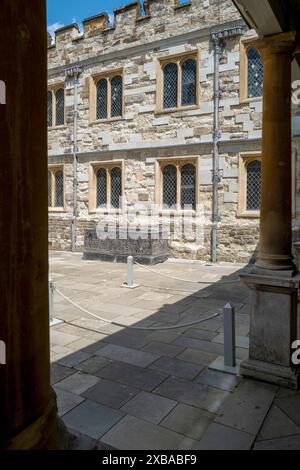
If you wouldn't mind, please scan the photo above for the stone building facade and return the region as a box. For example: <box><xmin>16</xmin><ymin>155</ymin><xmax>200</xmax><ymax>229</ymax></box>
<box><xmin>47</xmin><ymin>0</ymin><xmax>300</xmax><ymax>263</ymax></box>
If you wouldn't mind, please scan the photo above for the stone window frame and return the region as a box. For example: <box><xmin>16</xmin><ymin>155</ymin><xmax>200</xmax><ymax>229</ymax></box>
<box><xmin>156</xmin><ymin>50</ymin><xmax>200</xmax><ymax>114</ymax></box>
<box><xmin>238</xmin><ymin>152</ymin><xmax>262</xmax><ymax>218</ymax></box>
<box><xmin>48</xmin><ymin>165</ymin><xmax>65</xmax><ymax>213</ymax></box>
<box><xmin>89</xmin><ymin>160</ymin><xmax>125</xmax><ymax>213</ymax></box>
<box><xmin>155</xmin><ymin>156</ymin><xmax>199</xmax><ymax>213</ymax></box>
<box><xmin>48</xmin><ymin>83</ymin><xmax>66</xmax><ymax>128</ymax></box>
<box><xmin>240</xmin><ymin>36</ymin><xmax>263</xmax><ymax>104</ymax></box>
<box><xmin>89</xmin><ymin>68</ymin><xmax>124</xmax><ymax>123</ymax></box>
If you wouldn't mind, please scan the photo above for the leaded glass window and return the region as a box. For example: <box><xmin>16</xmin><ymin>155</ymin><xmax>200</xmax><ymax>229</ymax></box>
<box><xmin>182</xmin><ymin>59</ymin><xmax>197</xmax><ymax>106</ymax></box>
<box><xmin>163</xmin><ymin>63</ymin><xmax>178</xmax><ymax>109</ymax></box>
<box><xmin>48</xmin><ymin>91</ymin><xmax>53</xmax><ymax>127</ymax></box>
<box><xmin>55</xmin><ymin>170</ymin><xmax>64</xmax><ymax>208</ymax></box>
<box><xmin>97</xmin><ymin>168</ymin><xmax>107</xmax><ymax>208</ymax></box>
<box><xmin>246</xmin><ymin>160</ymin><xmax>261</xmax><ymax>211</ymax></box>
<box><xmin>111</xmin><ymin>76</ymin><xmax>123</xmax><ymax>118</ymax></box>
<box><xmin>248</xmin><ymin>48</ymin><xmax>263</xmax><ymax>98</ymax></box>
<box><xmin>111</xmin><ymin>167</ymin><xmax>122</xmax><ymax>209</ymax></box>
<box><xmin>181</xmin><ymin>164</ymin><xmax>196</xmax><ymax>210</ymax></box>
<box><xmin>163</xmin><ymin>165</ymin><xmax>177</xmax><ymax>209</ymax></box>
<box><xmin>97</xmin><ymin>79</ymin><xmax>108</xmax><ymax>120</ymax></box>
<box><xmin>48</xmin><ymin>171</ymin><xmax>52</xmax><ymax>207</ymax></box>
<box><xmin>55</xmin><ymin>88</ymin><xmax>65</xmax><ymax>126</ymax></box>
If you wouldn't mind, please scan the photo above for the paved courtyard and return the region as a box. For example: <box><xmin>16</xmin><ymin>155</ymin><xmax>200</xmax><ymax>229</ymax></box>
<box><xmin>49</xmin><ymin>252</ymin><xmax>300</xmax><ymax>450</ymax></box>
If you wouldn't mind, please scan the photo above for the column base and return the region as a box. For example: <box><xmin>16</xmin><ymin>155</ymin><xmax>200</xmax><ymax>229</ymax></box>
<box><xmin>241</xmin><ymin>359</ymin><xmax>300</xmax><ymax>390</ymax></box>
<box><xmin>240</xmin><ymin>272</ymin><xmax>300</xmax><ymax>391</ymax></box>
<box><xmin>3</xmin><ymin>391</ymin><xmax>70</xmax><ymax>450</ymax></box>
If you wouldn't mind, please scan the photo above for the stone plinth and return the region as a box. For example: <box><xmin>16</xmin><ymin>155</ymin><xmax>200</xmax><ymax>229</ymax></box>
<box><xmin>83</xmin><ymin>228</ymin><xmax>169</xmax><ymax>265</ymax></box>
<box><xmin>240</xmin><ymin>273</ymin><xmax>300</xmax><ymax>389</ymax></box>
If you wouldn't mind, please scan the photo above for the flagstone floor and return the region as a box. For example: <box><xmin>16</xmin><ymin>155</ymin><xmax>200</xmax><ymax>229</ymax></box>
<box><xmin>49</xmin><ymin>251</ymin><xmax>300</xmax><ymax>450</ymax></box>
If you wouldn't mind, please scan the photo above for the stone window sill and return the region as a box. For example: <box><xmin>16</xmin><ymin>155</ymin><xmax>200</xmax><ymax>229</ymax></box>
<box><xmin>240</xmin><ymin>96</ymin><xmax>262</xmax><ymax>105</ymax></box>
<box><xmin>48</xmin><ymin>125</ymin><xmax>67</xmax><ymax>131</ymax></box>
<box><xmin>155</xmin><ymin>104</ymin><xmax>199</xmax><ymax>116</ymax></box>
<box><xmin>237</xmin><ymin>210</ymin><xmax>260</xmax><ymax>219</ymax></box>
<box><xmin>89</xmin><ymin>209</ymin><xmax>122</xmax><ymax>215</ymax></box>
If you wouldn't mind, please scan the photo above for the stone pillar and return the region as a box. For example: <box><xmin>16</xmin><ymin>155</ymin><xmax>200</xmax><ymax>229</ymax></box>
<box><xmin>240</xmin><ymin>32</ymin><xmax>300</xmax><ymax>389</ymax></box>
<box><xmin>255</xmin><ymin>32</ymin><xmax>297</xmax><ymax>274</ymax></box>
<box><xmin>0</xmin><ymin>1</ymin><xmax>68</xmax><ymax>449</ymax></box>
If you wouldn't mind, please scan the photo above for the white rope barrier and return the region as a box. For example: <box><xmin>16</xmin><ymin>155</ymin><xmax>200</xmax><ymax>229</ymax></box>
<box><xmin>133</xmin><ymin>260</ymin><xmax>240</xmax><ymax>285</ymax></box>
<box><xmin>54</xmin><ymin>286</ymin><xmax>220</xmax><ymax>331</ymax></box>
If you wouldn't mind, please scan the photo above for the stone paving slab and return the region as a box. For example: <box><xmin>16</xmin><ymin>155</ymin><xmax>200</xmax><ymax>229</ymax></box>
<box><xmin>254</xmin><ymin>434</ymin><xmax>300</xmax><ymax>450</ymax></box>
<box><xmin>257</xmin><ymin>405</ymin><xmax>300</xmax><ymax>441</ymax></box>
<box><xmin>55</xmin><ymin>371</ymin><xmax>100</xmax><ymax>395</ymax></box>
<box><xmin>195</xmin><ymin>369</ymin><xmax>241</xmax><ymax>392</ymax></box>
<box><xmin>149</xmin><ymin>356</ymin><xmax>204</xmax><ymax>380</ymax></box>
<box><xmin>74</xmin><ymin>356</ymin><xmax>111</xmax><ymax>375</ymax></box>
<box><xmin>141</xmin><ymin>341</ymin><xmax>185</xmax><ymax>358</ymax></box>
<box><xmin>82</xmin><ymin>378</ymin><xmax>139</xmax><ymax>409</ymax></box>
<box><xmin>177</xmin><ymin>348</ymin><xmax>218</xmax><ymax>366</ymax></box>
<box><xmin>95</xmin><ymin>344</ymin><xmax>160</xmax><ymax>368</ymax></box>
<box><xmin>275</xmin><ymin>394</ymin><xmax>300</xmax><ymax>427</ymax></box>
<box><xmin>154</xmin><ymin>377</ymin><xmax>230</xmax><ymax>414</ymax></box>
<box><xmin>51</xmin><ymin>363</ymin><xmax>76</xmax><ymax>385</ymax></box>
<box><xmin>120</xmin><ymin>391</ymin><xmax>177</xmax><ymax>424</ymax></box>
<box><xmin>213</xmin><ymin>333</ymin><xmax>249</xmax><ymax>349</ymax></box>
<box><xmin>63</xmin><ymin>399</ymin><xmax>125</xmax><ymax>440</ymax></box>
<box><xmin>160</xmin><ymin>403</ymin><xmax>215</xmax><ymax>440</ymax></box>
<box><xmin>53</xmin><ymin>387</ymin><xmax>85</xmax><ymax>417</ymax></box>
<box><xmin>100</xmin><ymin>415</ymin><xmax>198</xmax><ymax>450</ymax></box>
<box><xmin>95</xmin><ymin>361</ymin><xmax>168</xmax><ymax>392</ymax></box>
<box><xmin>197</xmin><ymin>423</ymin><xmax>255</xmax><ymax>450</ymax></box>
<box><xmin>215</xmin><ymin>380</ymin><xmax>277</xmax><ymax>435</ymax></box>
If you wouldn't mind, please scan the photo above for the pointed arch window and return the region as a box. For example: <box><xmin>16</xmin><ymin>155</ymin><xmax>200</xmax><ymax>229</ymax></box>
<box><xmin>160</xmin><ymin>159</ymin><xmax>197</xmax><ymax>210</ymax></box>
<box><xmin>92</xmin><ymin>164</ymin><xmax>123</xmax><ymax>211</ymax></box>
<box><xmin>246</xmin><ymin>160</ymin><xmax>261</xmax><ymax>211</ymax></box>
<box><xmin>48</xmin><ymin>85</ymin><xmax>65</xmax><ymax>127</ymax></box>
<box><xmin>160</xmin><ymin>53</ymin><xmax>198</xmax><ymax>111</ymax></box>
<box><xmin>55</xmin><ymin>89</ymin><xmax>65</xmax><ymax>126</ymax></box>
<box><xmin>48</xmin><ymin>167</ymin><xmax>64</xmax><ymax>210</ymax></box>
<box><xmin>163</xmin><ymin>165</ymin><xmax>177</xmax><ymax>209</ymax></box>
<box><xmin>247</xmin><ymin>47</ymin><xmax>263</xmax><ymax>98</ymax></box>
<box><xmin>93</xmin><ymin>71</ymin><xmax>123</xmax><ymax>121</ymax></box>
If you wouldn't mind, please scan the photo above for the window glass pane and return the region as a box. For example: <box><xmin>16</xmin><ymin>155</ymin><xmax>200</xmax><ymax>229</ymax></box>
<box><xmin>111</xmin><ymin>76</ymin><xmax>123</xmax><ymax>118</ymax></box>
<box><xmin>163</xmin><ymin>63</ymin><xmax>178</xmax><ymax>109</ymax></box>
<box><xmin>97</xmin><ymin>168</ymin><xmax>107</xmax><ymax>208</ymax></box>
<box><xmin>182</xmin><ymin>59</ymin><xmax>197</xmax><ymax>106</ymax></box>
<box><xmin>47</xmin><ymin>91</ymin><xmax>53</xmax><ymax>127</ymax></box>
<box><xmin>111</xmin><ymin>167</ymin><xmax>122</xmax><ymax>209</ymax></box>
<box><xmin>247</xmin><ymin>160</ymin><xmax>261</xmax><ymax>210</ymax></box>
<box><xmin>48</xmin><ymin>171</ymin><xmax>52</xmax><ymax>207</ymax></box>
<box><xmin>55</xmin><ymin>88</ymin><xmax>65</xmax><ymax>126</ymax></box>
<box><xmin>248</xmin><ymin>48</ymin><xmax>263</xmax><ymax>98</ymax></box>
<box><xmin>163</xmin><ymin>165</ymin><xmax>177</xmax><ymax>209</ymax></box>
<box><xmin>181</xmin><ymin>164</ymin><xmax>196</xmax><ymax>210</ymax></box>
<box><xmin>54</xmin><ymin>170</ymin><xmax>64</xmax><ymax>208</ymax></box>
<box><xmin>97</xmin><ymin>79</ymin><xmax>108</xmax><ymax>120</ymax></box>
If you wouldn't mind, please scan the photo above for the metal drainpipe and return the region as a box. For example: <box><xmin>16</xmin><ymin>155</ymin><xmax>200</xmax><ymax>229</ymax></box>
<box><xmin>66</xmin><ymin>66</ymin><xmax>82</xmax><ymax>253</ymax></box>
<box><xmin>211</xmin><ymin>32</ymin><xmax>222</xmax><ymax>264</ymax></box>
<box><xmin>210</xmin><ymin>27</ymin><xmax>244</xmax><ymax>263</ymax></box>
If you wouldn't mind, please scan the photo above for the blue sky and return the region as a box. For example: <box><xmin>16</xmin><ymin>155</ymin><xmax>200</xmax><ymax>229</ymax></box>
<box><xmin>47</xmin><ymin>0</ymin><xmax>133</xmax><ymax>36</ymax></box>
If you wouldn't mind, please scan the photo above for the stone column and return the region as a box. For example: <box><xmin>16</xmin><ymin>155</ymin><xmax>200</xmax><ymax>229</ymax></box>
<box><xmin>0</xmin><ymin>1</ymin><xmax>68</xmax><ymax>449</ymax></box>
<box><xmin>254</xmin><ymin>32</ymin><xmax>297</xmax><ymax>274</ymax></box>
<box><xmin>240</xmin><ymin>32</ymin><xmax>300</xmax><ymax>389</ymax></box>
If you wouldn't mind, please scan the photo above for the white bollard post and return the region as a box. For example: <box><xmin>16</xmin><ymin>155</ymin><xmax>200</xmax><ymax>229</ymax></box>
<box><xmin>127</xmin><ymin>256</ymin><xmax>134</xmax><ymax>288</ymax></box>
<box><xmin>223</xmin><ymin>303</ymin><xmax>236</xmax><ymax>368</ymax></box>
<box><xmin>49</xmin><ymin>279</ymin><xmax>54</xmax><ymax>324</ymax></box>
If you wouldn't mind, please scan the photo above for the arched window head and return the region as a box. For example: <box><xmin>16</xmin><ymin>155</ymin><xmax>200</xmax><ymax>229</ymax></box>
<box><xmin>181</xmin><ymin>59</ymin><xmax>197</xmax><ymax>106</ymax></box>
<box><xmin>97</xmin><ymin>79</ymin><xmax>108</xmax><ymax>120</ymax></box>
<box><xmin>248</xmin><ymin>48</ymin><xmax>263</xmax><ymax>98</ymax></box>
<box><xmin>163</xmin><ymin>63</ymin><xmax>178</xmax><ymax>109</ymax></box>
<box><xmin>47</xmin><ymin>91</ymin><xmax>53</xmax><ymax>127</ymax></box>
<box><xmin>55</xmin><ymin>170</ymin><xmax>64</xmax><ymax>208</ymax></box>
<box><xmin>163</xmin><ymin>165</ymin><xmax>177</xmax><ymax>209</ymax></box>
<box><xmin>247</xmin><ymin>160</ymin><xmax>261</xmax><ymax>211</ymax></box>
<box><xmin>181</xmin><ymin>164</ymin><xmax>196</xmax><ymax>210</ymax></box>
<box><xmin>48</xmin><ymin>171</ymin><xmax>52</xmax><ymax>207</ymax></box>
<box><xmin>97</xmin><ymin>168</ymin><xmax>107</xmax><ymax>208</ymax></box>
<box><xmin>55</xmin><ymin>88</ymin><xmax>65</xmax><ymax>126</ymax></box>
<box><xmin>111</xmin><ymin>167</ymin><xmax>122</xmax><ymax>209</ymax></box>
<box><xmin>111</xmin><ymin>76</ymin><xmax>123</xmax><ymax>118</ymax></box>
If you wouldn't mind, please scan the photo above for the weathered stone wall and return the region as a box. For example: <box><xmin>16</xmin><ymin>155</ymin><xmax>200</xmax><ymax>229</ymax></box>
<box><xmin>48</xmin><ymin>0</ymin><xmax>266</xmax><ymax>262</ymax></box>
